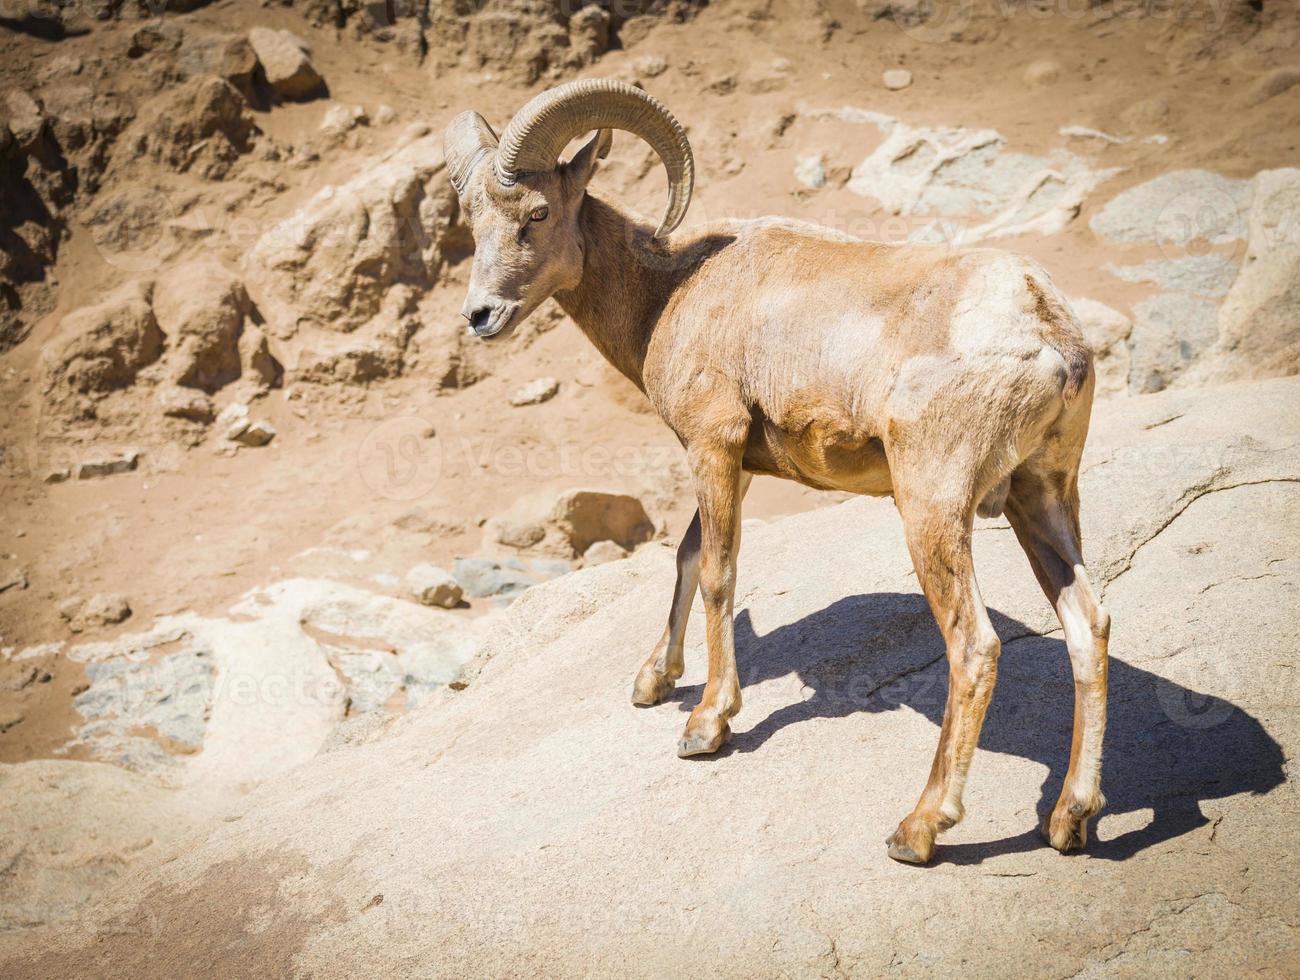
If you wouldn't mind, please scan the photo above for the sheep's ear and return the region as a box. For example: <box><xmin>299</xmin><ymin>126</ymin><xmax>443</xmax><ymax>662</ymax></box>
<box><xmin>562</xmin><ymin>129</ymin><xmax>612</xmax><ymax>194</ymax></box>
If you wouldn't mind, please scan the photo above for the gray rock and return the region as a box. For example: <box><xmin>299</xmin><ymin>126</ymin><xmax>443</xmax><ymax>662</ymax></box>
<box><xmin>71</xmin><ymin>646</ymin><xmax>214</xmax><ymax>772</ymax></box>
<box><xmin>1127</xmin><ymin>292</ymin><xmax>1220</xmax><ymax>394</ymax></box>
<box><xmin>1104</xmin><ymin>253</ymin><xmax>1239</xmax><ymax>298</ymax></box>
<box><xmin>333</xmin><ymin>651</ymin><xmax>403</xmax><ymax>714</ymax></box>
<box><xmin>835</xmin><ymin>109</ymin><xmax>1119</xmax><ymax>243</ymax></box>
<box><xmin>453</xmin><ymin>558</ymin><xmax>534</xmax><ymax>600</ymax></box>
<box><xmin>1089</xmin><ymin>169</ymin><xmax>1250</xmax><ymax>246</ymax></box>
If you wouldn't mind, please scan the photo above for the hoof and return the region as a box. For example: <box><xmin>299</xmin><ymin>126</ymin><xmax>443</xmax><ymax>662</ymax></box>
<box><xmin>1042</xmin><ymin>814</ymin><xmax>1089</xmax><ymax>853</ymax></box>
<box><xmin>631</xmin><ymin>668</ymin><xmax>676</xmax><ymax>707</ymax></box>
<box><xmin>886</xmin><ymin>817</ymin><xmax>936</xmax><ymax>865</ymax></box>
<box><xmin>1043</xmin><ymin>797</ymin><xmax>1099</xmax><ymax>853</ymax></box>
<box><xmin>676</xmin><ymin>721</ymin><xmax>730</xmax><ymax>758</ymax></box>
<box><xmin>885</xmin><ymin>838</ymin><xmax>927</xmax><ymax>865</ymax></box>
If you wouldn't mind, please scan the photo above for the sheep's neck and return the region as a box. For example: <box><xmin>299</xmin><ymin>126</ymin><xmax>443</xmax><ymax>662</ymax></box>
<box><xmin>553</xmin><ymin>195</ymin><xmax>679</xmax><ymax>393</ymax></box>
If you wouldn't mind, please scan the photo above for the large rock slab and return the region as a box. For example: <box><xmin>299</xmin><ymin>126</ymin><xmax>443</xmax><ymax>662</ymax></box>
<box><xmin>813</xmin><ymin>106</ymin><xmax>1120</xmax><ymax>244</ymax></box>
<box><xmin>7</xmin><ymin>377</ymin><xmax>1298</xmax><ymax>976</ymax></box>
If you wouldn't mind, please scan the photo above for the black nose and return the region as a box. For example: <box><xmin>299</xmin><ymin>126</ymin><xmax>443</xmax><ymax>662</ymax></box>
<box><xmin>467</xmin><ymin>307</ymin><xmax>493</xmax><ymax>330</ymax></box>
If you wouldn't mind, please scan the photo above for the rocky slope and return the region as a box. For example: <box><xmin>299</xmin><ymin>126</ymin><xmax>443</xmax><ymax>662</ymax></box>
<box><xmin>3</xmin><ymin>375</ymin><xmax>1298</xmax><ymax>976</ymax></box>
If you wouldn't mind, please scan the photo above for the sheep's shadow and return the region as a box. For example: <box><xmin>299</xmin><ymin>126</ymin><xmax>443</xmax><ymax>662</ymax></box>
<box><xmin>666</xmin><ymin>594</ymin><xmax>1285</xmax><ymax>864</ymax></box>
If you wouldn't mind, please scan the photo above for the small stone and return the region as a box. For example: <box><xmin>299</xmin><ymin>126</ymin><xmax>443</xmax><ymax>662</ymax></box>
<box><xmin>373</xmin><ymin>104</ymin><xmax>397</xmax><ymax>126</ymax></box>
<box><xmin>77</xmin><ymin>451</ymin><xmax>139</xmax><ymax>480</ymax></box>
<box><xmin>882</xmin><ymin>68</ymin><xmax>912</xmax><ymax>91</ymax></box>
<box><xmin>44</xmin><ymin>468</ymin><xmax>70</xmax><ymax>484</ymax></box>
<box><xmin>58</xmin><ymin>596</ymin><xmax>83</xmax><ymax>622</ymax></box>
<box><xmin>320</xmin><ymin>103</ymin><xmax>368</xmax><ymax>135</ymax></box>
<box><xmin>509</xmin><ymin>377</ymin><xmax>560</xmax><ymax>407</ymax></box>
<box><xmin>634</xmin><ymin>55</ymin><xmax>667</xmax><ymax>78</ymax></box>
<box><xmin>406</xmin><ymin>564</ymin><xmax>463</xmax><ymax>609</ymax></box>
<box><xmin>230</xmin><ymin>419</ymin><xmax>276</xmax><ymax>447</ymax></box>
<box><xmin>80</xmin><ymin>593</ymin><xmax>132</xmax><ymax>627</ymax></box>
<box><xmin>494</xmin><ymin>519</ymin><xmax>546</xmax><ymax>550</ymax></box>
<box><xmin>794</xmin><ymin>154</ymin><xmax>827</xmax><ymax>189</ymax></box>
<box><xmin>159</xmin><ymin>387</ymin><xmax>215</xmax><ymax>423</ymax></box>
<box><xmin>1024</xmin><ymin>60</ymin><xmax>1061</xmax><ymax>88</ymax></box>
<box><xmin>583</xmin><ymin>540</ymin><xmax>628</xmax><ymax>566</ymax></box>
<box><xmin>0</xmin><ymin>567</ymin><xmax>29</xmax><ymax>594</ymax></box>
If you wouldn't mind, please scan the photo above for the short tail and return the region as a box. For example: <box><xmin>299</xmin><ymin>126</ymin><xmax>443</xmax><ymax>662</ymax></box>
<box><xmin>1024</xmin><ymin>273</ymin><xmax>1093</xmax><ymax>401</ymax></box>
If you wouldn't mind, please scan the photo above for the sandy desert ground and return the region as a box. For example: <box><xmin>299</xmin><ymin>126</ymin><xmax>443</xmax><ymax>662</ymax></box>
<box><xmin>1</xmin><ymin>0</ymin><xmax>1298</xmax><ymax>974</ymax></box>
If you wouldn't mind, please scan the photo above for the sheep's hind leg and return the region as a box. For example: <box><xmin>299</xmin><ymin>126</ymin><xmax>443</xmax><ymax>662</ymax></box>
<box><xmin>1005</xmin><ymin>466</ymin><xmax>1110</xmax><ymax>853</ymax></box>
<box><xmin>886</xmin><ymin>483</ymin><xmax>1001</xmax><ymax>865</ymax></box>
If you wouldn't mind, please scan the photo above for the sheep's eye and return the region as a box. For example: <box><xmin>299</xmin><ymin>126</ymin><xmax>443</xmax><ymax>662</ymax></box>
<box><xmin>529</xmin><ymin>206</ymin><xmax>549</xmax><ymax>222</ymax></box>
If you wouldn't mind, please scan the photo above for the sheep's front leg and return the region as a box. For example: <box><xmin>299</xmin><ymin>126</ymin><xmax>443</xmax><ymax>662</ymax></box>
<box><xmin>677</xmin><ymin>455</ymin><xmax>748</xmax><ymax>758</ymax></box>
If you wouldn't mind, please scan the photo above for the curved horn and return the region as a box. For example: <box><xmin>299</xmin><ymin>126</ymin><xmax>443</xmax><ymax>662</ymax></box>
<box><xmin>444</xmin><ymin>111</ymin><xmax>499</xmax><ymax>197</ymax></box>
<box><xmin>494</xmin><ymin>79</ymin><xmax>694</xmax><ymax>238</ymax></box>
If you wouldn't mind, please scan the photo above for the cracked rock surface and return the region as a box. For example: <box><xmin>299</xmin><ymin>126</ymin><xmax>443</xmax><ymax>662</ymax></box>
<box><xmin>6</xmin><ymin>377</ymin><xmax>1298</xmax><ymax>976</ymax></box>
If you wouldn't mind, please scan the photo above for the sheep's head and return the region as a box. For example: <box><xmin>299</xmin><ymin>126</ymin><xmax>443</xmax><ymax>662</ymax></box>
<box><xmin>444</xmin><ymin>79</ymin><xmax>694</xmax><ymax>340</ymax></box>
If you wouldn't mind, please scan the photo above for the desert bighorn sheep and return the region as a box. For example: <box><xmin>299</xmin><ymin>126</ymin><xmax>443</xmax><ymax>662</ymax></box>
<box><xmin>444</xmin><ymin>79</ymin><xmax>1111</xmax><ymax>865</ymax></box>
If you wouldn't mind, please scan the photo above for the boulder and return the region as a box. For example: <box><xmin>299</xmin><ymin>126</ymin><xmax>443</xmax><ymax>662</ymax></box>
<box><xmin>176</xmin><ymin>32</ymin><xmax>261</xmax><ymax>104</ymax></box>
<box><xmin>248</xmin><ymin>27</ymin><xmax>325</xmax><ymax>101</ymax></box>
<box><xmin>452</xmin><ymin>558</ymin><xmax>534</xmax><ymax>600</ymax></box>
<box><xmin>1182</xmin><ymin>168</ymin><xmax>1300</xmax><ymax>386</ymax></box>
<box><xmin>1127</xmin><ymin>292</ymin><xmax>1219</xmax><ymax>394</ymax></box>
<box><xmin>406</xmin><ymin>564</ymin><xmax>463</xmax><ymax>608</ymax></box>
<box><xmin>109</xmin><ymin>76</ymin><xmax>255</xmax><ymax>180</ymax></box>
<box><xmin>1089</xmin><ymin>169</ymin><xmax>1250</xmax><ymax>246</ymax></box>
<box><xmin>11</xmin><ymin>378</ymin><xmax>1297</xmax><ymax>976</ymax></box>
<box><xmin>158</xmin><ymin>386</ymin><xmax>216</xmax><ymax>423</ymax></box>
<box><xmin>243</xmin><ymin>134</ymin><xmax>455</xmax><ymax>333</ymax></box>
<box><xmin>548</xmin><ymin>490</ymin><xmax>655</xmax><ymax>556</ymax></box>
<box><xmin>42</xmin><ymin>281</ymin><xmax>162</xmax><ymax>404</ymax></box>
<box><xmin>153</xmin><ymin>261</ymin><xmax>250</xmax><ymax>393</ymax></box>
